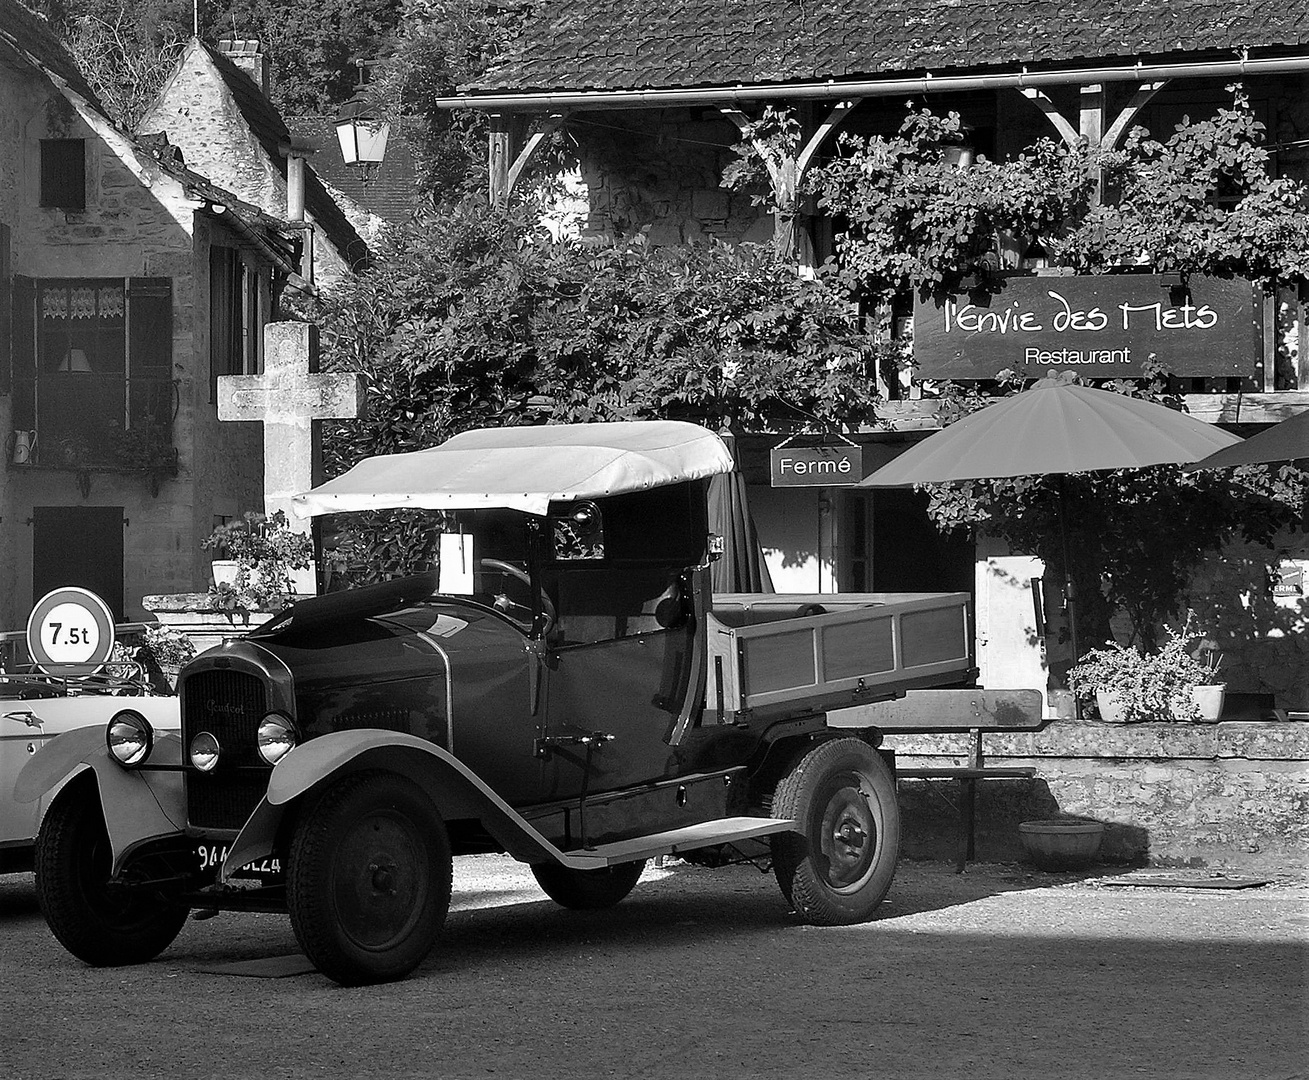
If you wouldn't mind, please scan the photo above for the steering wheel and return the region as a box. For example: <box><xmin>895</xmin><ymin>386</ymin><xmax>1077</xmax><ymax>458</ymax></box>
<box><xmin>478</xmin><ymin>558</ymin><xmax>556</xmax><ymax>632</ymax></box>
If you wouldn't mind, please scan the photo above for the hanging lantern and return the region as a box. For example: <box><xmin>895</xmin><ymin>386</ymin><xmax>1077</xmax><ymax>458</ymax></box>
<box><xmin>335</xmin><ymin>95</ymin><xmax>390</xmax><ymax>174</ymax></box>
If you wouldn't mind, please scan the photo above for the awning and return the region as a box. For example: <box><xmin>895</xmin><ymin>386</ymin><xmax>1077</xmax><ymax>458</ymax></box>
<box><xmin>292</xmin><ymin>421</ymin><xmax>735</xmax><ymax>517</ymax></box>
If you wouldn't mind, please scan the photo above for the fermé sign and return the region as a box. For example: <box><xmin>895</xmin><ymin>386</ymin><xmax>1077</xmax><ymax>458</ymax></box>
<box><xmin>771</xmin><ymin>445</ymin><xmax>864</xmax><ymax>487</ymax></box>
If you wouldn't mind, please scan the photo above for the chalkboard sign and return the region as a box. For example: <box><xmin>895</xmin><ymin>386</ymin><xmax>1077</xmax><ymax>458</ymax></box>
<box><xmin>913</xmin><ymin>275</ymin><xmax>1258</xmax><ymax>380</ymax></box>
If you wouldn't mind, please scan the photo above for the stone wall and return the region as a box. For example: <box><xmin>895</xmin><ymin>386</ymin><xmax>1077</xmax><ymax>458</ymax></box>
<box><xmin>575</xmin><ymin>108</ymin><xmax>769</xmax><ymax>244</ymax></box>
<box><xmin>0</xmin><ymin>61</ymin><xmax>262</xmax><ymax>627</ymax></box>
<box><xmin>889</xmin><ymin>720</ymin><xmax>1309</xmax><ymax>873</ymax></box>
<box><xmin>140</xmin><ymin>41</ymin><xmax>353</xmax><ymax>288</ymax></box>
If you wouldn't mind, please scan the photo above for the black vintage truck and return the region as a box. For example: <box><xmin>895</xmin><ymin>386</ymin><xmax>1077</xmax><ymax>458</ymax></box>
<box><xmin>20</xmin><ymin>422</ymin><xmax>982</xmax><ymax>985</ymax></box>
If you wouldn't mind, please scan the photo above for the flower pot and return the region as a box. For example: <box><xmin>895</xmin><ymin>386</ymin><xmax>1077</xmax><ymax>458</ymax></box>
<box><xmin>1191</xmin><ymin>684</ymin><xmax>1226</xmax><ymax>723</ymax></box>
<box><xmin>1094</xmin><ymin>690</ymin><xmax>1128</xmax><ymax>723</ymax></box>
<box><xmin>1018</xmin><ymin>819</ymin><xmax>1105</xmax><ymax>870</ymax></box>
<box><xmin>211</xmin><ymin>559</ymin><xmax>238</xmax><ymax>587</ymax></box>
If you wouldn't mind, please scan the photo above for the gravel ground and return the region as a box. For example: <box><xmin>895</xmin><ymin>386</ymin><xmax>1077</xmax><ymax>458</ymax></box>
<box><xmin>0</xmin><ymin>856</ymin><xmax>1305</xmax><ymax>1080</ymax></box>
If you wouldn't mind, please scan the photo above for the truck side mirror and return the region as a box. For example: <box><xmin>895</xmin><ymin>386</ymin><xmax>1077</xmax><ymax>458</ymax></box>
<box><xmin>708</xmin><ymin>534</ymin><xmax>724</xmax><ymax>562</ymax></box>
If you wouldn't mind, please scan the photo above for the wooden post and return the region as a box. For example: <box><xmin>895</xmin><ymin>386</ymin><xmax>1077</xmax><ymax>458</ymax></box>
<box><xmin>489</xmin><ymin>114</ymin><xmax>512</xmax><ymax>208</ymax></box>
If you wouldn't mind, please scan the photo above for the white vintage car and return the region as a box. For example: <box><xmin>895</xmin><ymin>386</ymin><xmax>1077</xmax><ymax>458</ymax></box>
<box><xmin>2</xmin><ymin>687</ymin><xmax>179</xmax><ymax>873</ymax></box>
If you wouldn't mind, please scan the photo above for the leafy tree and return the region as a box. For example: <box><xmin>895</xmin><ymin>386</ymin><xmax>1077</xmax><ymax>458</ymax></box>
<box><xmin>295</xmin><ymin>195</ymin><xmax>887</xmax><ymax>583</ymax></box>
<box><xmin>368</xmin><ymin>0</ymin><xmax>532</xmax><ymax>196</ymax></box>
<box><xmin>204</xmin><ymin>0</ymin><xmax>403</xmax><ymax>113</ymax></box>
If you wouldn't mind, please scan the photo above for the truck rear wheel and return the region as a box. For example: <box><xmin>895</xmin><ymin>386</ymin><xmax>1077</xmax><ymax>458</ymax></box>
<box><xmin>287</xmin><ymin>771</ymin><xmax>452</xmax><ymax>986</ymax></box>
<box><xmin>34</xmin><ymin>779</ymin><xmax>188</xmax><ymax>966</ymax></box>
<box><xmin>770</xmin><ymin>737</ymin><xmax>900</xmax><ymax>925</ymax></box>
<box><xmin>531</xmin><ymin>860</ymin><xmax>646</xmax><ymax>909</ymax></box>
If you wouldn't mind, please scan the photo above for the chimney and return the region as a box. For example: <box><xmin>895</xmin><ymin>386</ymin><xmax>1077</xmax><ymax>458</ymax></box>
<box><xmin>216</xmin><ymin>36</ymin><xmax>270</xmax><ymax>98</ymax></box>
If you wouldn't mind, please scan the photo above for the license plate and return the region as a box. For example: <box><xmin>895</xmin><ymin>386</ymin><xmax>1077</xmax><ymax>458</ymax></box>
<box><xmin>196</xmin><ymin>843</ymin><xmax>282</xmax><ymax>879</ymax></box>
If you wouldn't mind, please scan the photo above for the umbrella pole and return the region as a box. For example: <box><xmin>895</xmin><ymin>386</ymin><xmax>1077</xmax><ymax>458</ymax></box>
<box><xmin>1057</xmin><ymin>476</ymin><xmax>1080</xmax><ymax>664</ymax></box>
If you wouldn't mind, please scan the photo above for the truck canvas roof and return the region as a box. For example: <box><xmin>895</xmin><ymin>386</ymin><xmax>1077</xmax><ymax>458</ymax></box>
<box><xmin>292</xmin><ymin>420</ymin><xmax>735</xmax><ymax>517</ymax></box>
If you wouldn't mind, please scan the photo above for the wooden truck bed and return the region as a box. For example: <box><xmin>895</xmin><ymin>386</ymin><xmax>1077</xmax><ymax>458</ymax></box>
<box><xmin>706</xmin><ymin>592</ymin><xmax>974</xmax><ymax>723</ymax></box>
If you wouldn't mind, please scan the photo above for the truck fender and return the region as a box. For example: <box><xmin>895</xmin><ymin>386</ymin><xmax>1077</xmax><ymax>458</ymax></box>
<box><xmin>221</xmin><ymin>730</ymin><xmax>562</xmax><ymax>882</ymax></box>
<box><xmin>15</xmin><ymin>726</ymin><xmax>187</xmax><ymax>876</ymax></box>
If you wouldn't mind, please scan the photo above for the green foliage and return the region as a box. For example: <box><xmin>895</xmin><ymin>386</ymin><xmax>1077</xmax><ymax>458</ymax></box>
<box><xmin>369</xmin><ymin>0</ymin><xmax>529</xmax><ymax>196</ymax></box>
<box><xmin>40</xmin><ymin>0</ymin><xmax>403</xmax><ymax>117</ymax></box>
<box><xmin>1068</xmin><ymin>614</ymin><xmax>1224</xmax><ymax>723</ymax></box>
<box><xmin>807</xmin><ymin>107</ymin><xmax>1095</xmax><ymax>299</ymax></box>
<box><xmin>297</xmin><ymin>195</ymin><xmax>884</xmax><ymax>583</ymax></box>
<box><xmin>205</xmin><ymin>0</ymin><xmax>403</xmax><ymax>113</ymax></box>
<box><xmin>804</xmin><ymin>89</ymin><xmax>1309</xmax><ymax>304</ymax></box>
<box><xmin>202</xmin><ymin>510</ymin><xmax>313</xmax><ymax>611</ymax></box>
<box><xmin>1060</xmin><ymin>87</ymin><xmax>1309</xmax><ymax>282</ymax></box>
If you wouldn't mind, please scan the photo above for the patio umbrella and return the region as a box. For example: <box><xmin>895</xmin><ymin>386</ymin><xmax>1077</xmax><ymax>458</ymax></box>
<box><xmin>1181</xmin><ymin>408</ymin><xmax>1309</xmax><ymax>471</ymax></box>
<box><xmin>708</xmin><ymin>434</ymin><xmax>774</xmax><ymax>594</ymax></box>
<box><xmin>859</xmin><ymin>377</ymin><xmax>1241</xmax><ymax>659</ymax></box>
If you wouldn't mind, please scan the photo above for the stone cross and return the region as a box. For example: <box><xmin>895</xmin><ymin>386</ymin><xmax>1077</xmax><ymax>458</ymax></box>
<box><xmin>217</xmin><ymin>320</ymin><xmax>365</xmax><ymax>534</ymax></box>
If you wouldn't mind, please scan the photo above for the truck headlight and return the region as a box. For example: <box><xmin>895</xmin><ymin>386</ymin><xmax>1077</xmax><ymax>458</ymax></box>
<box><xmin>106</xmin><ymin>710</ymin><xmax>153</xmax><ymax>767</ymax></box>
<box><xmin>189</xmin><ymin>731</ymin><xmax>221</xmax><ymax>772</ymax></box>
<box><xmin>257</xmin><ymin>713</ymin><xmax>298</xmax><ymax>765</ymax></box>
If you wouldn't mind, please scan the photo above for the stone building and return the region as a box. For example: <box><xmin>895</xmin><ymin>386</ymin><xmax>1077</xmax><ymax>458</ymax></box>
<box><xmin>440</xmin><ymin>0</ymin><xmax>1309</xmax><ymax>708</ymax></box>
<box><xmin>0</xmin><ymin>0</ymin><xmax>297</xmax><ymax>626</ymax></box>
<box><xmin>140</xmin><ymin>37</ymin><xmax>376</xmax><ymax>290</ymax></box>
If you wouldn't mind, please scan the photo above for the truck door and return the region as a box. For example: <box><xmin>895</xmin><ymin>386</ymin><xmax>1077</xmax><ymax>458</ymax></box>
<box><xmin>541</xmin><ymin>561</ymin><xmax>696</xmax><ymax>800</ymax></box>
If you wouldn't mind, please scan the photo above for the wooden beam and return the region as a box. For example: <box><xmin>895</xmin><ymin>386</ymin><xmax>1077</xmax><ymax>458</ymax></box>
<box><xmin>1102</xmin><ymin>81</ymin><xmax>1168</xmax><ymax>151</ymax></box>
<box><xmin>1020</xmin><ymin>87</ymin><xmax>1079</xmax><ymax>148</ymax></box>
<box><xmin>505</xmin><ymin>113</ymin><xmax>569</xmax><ymax>198</ymax></box>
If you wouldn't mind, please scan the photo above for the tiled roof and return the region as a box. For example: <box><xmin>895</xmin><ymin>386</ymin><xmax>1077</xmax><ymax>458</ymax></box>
<box><xmin>286</xmin><ymin>116</ymin><xmax>420</xmax><ymax>227</ymax></box>
<box><xmin>204</xmin><ymin>44</ymin><xmax>369</xmax><ymax>267</ymax></box>
<box><xmin>471</xmin><ymin>0</ymin><xmax>1309</xmax><ymax>93</ymax></box>
<box><xmin>1</xmin><ymin>0</ymin><xmax>107</xmax><ymax>115</ymax></box>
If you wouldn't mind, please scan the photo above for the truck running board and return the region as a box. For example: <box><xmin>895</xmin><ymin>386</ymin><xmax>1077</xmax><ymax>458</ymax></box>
<box><xmin>558</xmin><ymin>816</ymin><xmax>797</xmax><ymax>870</ymax></box>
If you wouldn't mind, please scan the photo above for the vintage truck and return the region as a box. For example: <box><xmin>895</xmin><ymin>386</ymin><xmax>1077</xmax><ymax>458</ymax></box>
<box><xmin>20</xmin><ymin>421</ymin><xmax>989</xmax><ymax>986</ymax></box>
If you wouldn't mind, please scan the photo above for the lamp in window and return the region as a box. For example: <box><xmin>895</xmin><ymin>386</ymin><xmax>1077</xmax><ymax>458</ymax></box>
<box><xmin>335</xmin><ymin>82</ymin><xmax>389</xmax><ymax>184</ymax></box>
<box><xmin>59</xmin><ymin>348</ymin><xmax>92</xmax><ymax>373</ymax></box>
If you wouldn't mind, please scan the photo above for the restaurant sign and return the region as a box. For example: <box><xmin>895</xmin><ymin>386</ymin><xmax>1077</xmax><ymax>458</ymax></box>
<box><xmin>913</xmin><ymin>275</ymin><xmax>1258</xmax><ymax>380</ymax></box>
<box><xmin>771</xmin><ymin>444</ymin><xmax>864</xmax><ymax>487</ymax></box>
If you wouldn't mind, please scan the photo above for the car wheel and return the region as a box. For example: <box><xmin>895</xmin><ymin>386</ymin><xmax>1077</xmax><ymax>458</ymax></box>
<box><xmin>531</xmin><ymin>860</ymin><xmax>646</xmax><ymax>909</ymax></box>
<box><xmin>287</xmin><ymin>771</ymin><xmax>452</xmax><ymax>986</ymax></box>
<box><xmin>770</xmin><ymin>737</ymin><xmax>900</xmax><ymax>925</ymax></box>
<box><xmin>34</xmin><ymin>778</ymin><xmax>188</xmax><ymax>966</ymax></box>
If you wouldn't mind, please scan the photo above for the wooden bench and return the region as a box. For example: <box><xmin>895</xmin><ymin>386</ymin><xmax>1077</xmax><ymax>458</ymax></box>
<box><xmin>828</xmin><ymin>689</ymin><xmax>1044</xmax><ymax>871</ymax></box>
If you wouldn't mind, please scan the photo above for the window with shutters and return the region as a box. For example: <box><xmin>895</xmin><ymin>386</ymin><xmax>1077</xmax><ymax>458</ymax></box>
<box><xmin>10</xmin><ymin>277</ymin><xmax>175</xmax><ymax>469</ymax></box>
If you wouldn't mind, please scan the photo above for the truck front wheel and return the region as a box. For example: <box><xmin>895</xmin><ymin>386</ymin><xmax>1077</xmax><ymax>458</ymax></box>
<box><xmin>531</xmin><ymin>860</ymin><xmax>646</xmax><ymax>909</ymax></box>
<box><xmin>770</xmin><ymin>738</ymin><xmax>900</xmax><ymax>925</ymax></box>
<box><xmin>34</xmin><ymin>779</ymin><xmax>188</xmax><ymax>966</ymax></box>
<box><xmin>287</xmin><ymin>771</ymin><xmax>452</xmax><ymax>986</ymax></box>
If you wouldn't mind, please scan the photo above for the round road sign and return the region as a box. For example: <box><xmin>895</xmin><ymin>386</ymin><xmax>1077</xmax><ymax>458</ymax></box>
<box><xmin>26</xmin><ymin>587</ymin><xmax>117</xmax><ymax>674</ymax></box>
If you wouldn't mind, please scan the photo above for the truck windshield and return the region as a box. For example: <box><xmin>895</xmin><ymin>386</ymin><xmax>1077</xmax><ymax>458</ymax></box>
<box><xmin>437</xmin><ymin>510</ymin><xmax>540</xmax><ymax>631</ymax></box>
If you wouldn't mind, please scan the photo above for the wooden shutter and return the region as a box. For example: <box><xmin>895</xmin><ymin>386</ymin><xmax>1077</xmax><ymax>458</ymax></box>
<box><xmin>128</xmin><ymin>278</ymin><xmax>172</xmax><ymax>374</ymax></box>
<box><xmin>128</xmin><ymin>277</ymin><xmax>172</xmax><ymax>429</ymax></box>
<box><xmin>209</xmin><ymin>247</ymin><xmax>239</xmax><ymax>401</ymax></box>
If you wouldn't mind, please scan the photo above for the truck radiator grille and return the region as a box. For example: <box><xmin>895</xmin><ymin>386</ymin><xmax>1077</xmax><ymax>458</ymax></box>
<box><xmin>181</xmin><ymin>669</ymin><xmax>271</xmax><ymax>830</ymax></box>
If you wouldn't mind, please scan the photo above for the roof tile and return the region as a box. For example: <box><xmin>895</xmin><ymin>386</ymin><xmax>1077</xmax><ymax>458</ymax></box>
<box><xmin>470</xmin><ymin>0</ymin><xmax>1309</xmax><ymax>93</ymax></box>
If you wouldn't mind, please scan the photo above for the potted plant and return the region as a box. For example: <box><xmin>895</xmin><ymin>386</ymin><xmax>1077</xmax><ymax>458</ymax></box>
<box><xmin>1068</xmin><ymin>614</ymin><xmax>1225</xmax><ymax>723</ymax></box>
<box><xmin>132</xmin><ymin>625</ymin><xmax>197</xmax><ymax>693</ymax></box>
<box><xmin>201</xmin><ymin>510</ymin><xmax>314</xmax><ymax>614</ymax></box>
